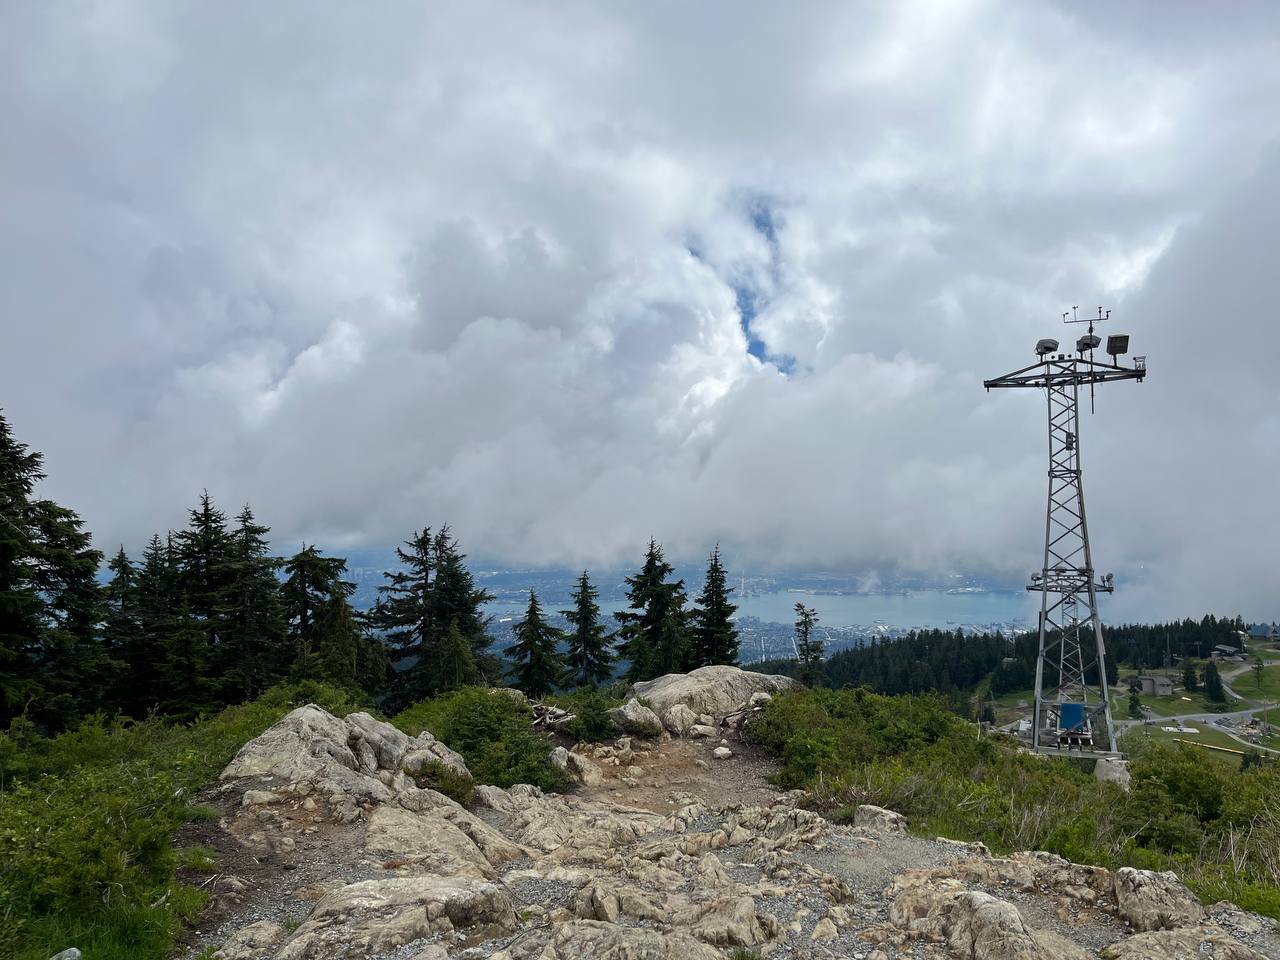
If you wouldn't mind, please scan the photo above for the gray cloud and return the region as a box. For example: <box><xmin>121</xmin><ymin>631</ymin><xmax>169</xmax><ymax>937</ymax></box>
<box><xmin>1</xmin><ymin>1</ymin><xmax>1278</xmax><ymax>620</ymax></box>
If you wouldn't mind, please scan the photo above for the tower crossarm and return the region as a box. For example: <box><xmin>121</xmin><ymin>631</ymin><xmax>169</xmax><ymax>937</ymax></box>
<box><xmin>983</xmin><ymin>356</ymin><xmax>1145</xmax><ymax>390</ymax></box>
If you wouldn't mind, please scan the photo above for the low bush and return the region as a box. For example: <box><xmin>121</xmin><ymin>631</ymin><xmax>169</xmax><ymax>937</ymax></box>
<box><xmin>393</xmin><ymin>687</ymin><xmax>568</xmax><ymax>791</ymax></box>
<box><xmin>545</xmin><ymin>687</ymin><xmax>624</xmax><ymax>743</ymax></box>
<box><xmin>746</xmin><ymin>687</ymin><xmax>1280</xmax><ymax>918</ymax></box>
<box><xmin>0</xmin><ymin>680</ymin><xmax>367</xmax><ymax>960</ymax></box>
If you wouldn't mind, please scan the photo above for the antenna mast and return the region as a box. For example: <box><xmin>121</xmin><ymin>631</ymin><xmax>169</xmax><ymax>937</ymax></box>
<box><xmin>984</xmin><ymin>307</ymin><xmax>1146</xmax><ymax>754</ymax></box>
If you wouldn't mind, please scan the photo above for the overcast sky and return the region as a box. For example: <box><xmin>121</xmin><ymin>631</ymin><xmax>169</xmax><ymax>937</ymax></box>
<box><xmin>2</xmin><ymin>1</ymin><xmax>1277</xmax><ymax>620</ymax></box>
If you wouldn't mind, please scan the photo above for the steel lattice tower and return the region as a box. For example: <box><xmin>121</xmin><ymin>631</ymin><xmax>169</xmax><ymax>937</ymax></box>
<box><xmin>984</xmin><ymin>309</ymin><xmax>1146</xmax><ymax>754</ymax></box>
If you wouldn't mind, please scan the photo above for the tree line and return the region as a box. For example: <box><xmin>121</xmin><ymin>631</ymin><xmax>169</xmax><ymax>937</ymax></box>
<box><xmin>0</xmin><ymin>411</ymin><xmax>743</xmax><ymax>731</ymax></box>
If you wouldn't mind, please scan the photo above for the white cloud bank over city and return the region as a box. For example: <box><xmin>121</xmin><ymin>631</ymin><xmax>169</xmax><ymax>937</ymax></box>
<box><xmin>1</xmin><ymin>1</ymin><xmax>1278</xmax><ymax>619</ymax></box>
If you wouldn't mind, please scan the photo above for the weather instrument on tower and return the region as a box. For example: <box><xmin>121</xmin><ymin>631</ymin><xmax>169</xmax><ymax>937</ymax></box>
<box><xmin>984</xmin><ymin>307</ymin><xmax>1146</xmax><ymax>754</ymax></box>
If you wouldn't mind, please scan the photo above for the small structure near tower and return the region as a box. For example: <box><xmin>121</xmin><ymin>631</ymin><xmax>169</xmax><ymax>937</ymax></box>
<box><xmin>984</xmin><ymin>307</ymin><xmax>1146</xmax><ymax>754</ymax></box>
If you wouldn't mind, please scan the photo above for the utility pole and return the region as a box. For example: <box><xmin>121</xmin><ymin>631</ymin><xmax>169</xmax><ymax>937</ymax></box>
<box><xmin>984</xmin><ymin>307</ymin><xmax>1146</xmax><ymax>754</ymax></box>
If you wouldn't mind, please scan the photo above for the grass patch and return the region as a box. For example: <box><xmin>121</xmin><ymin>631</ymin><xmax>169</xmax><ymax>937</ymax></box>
<box><xmin>412</xmin><ymin>760</ymin><xmax>475</xmax><ymax>806</ymax></box>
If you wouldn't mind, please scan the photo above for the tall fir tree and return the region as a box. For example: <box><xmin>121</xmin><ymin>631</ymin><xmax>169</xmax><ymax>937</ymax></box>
<box><xmin>283</xmin><ymin>544</ymin><xmax>352</xmax><ymax>679</ymax></box>
<box><xmin>615</xmin><ymin>539</ymin><xmax>688</xmax><ymax>682</ymax></box>
<box><xmin>794</xmin><ymin>602</ymin><xmax>823</xmax><ymax>687</ymax></box>
<box><xmin>429</xmin><ymin>527</ymin><xmax>496</xmax><ymax>680</ymax></box>
<box><xmin>561</xmin><ymin>571</ymin><xmax>613</xmax><ymax>687</ymax></box>
<box><xmin>0</xmin><ymin>411</ymin><xmax>106</xmax><ymax>730</ymax></box>
<box><xmin>221</xmin><ymin>506</ymin><xmax>286</xmax><ymax>701</ymax></box>
<box><xmin>102</xmin><ymin>546</ymin><xmax>142</xmax><ymax>712</ymax></box>
<box><xmin>313</xmin><ymin>590</ymin><xmax>360</xmax><ymax>686</ymax></box>
<box><xmin>689</xmin><ymin>546</ymin><xmax>738</xmax><ymax>668</ymax></box>
<box><xmin>129</xmin><ymin>533</ymin><xmax>180</xmax><ymax>716</ymax></box>
<box><xmin>1182</xmin><ymin>661</ymin><xmax>1199</xmax><ymax>692</ymax></box>
<box><xmin>176</xmin><ymin>491</ymin><xmax>232</xmax><ymax>666</ymax></box>
<box><xmin>437</xmin><ymin>619</ymin><xmax>478</xmax><ymax>692</ymax></box>
<box><xmin>510</xmin><ymin>591</ymin><xmax>563</xmax><ymax>697</ymax></box>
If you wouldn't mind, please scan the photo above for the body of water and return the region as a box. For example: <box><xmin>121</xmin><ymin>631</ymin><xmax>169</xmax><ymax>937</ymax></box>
<box><xmin>484</xmin><ymin>588</ymin><xmax>1035</xmax><ymax>631</ymax></box>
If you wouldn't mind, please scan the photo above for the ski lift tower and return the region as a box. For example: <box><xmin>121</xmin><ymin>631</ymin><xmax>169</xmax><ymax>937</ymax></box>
<box><xmin>984</xmin><ymin>307</ymin><xmax>1146</xmax><ymax>754</ymax></box>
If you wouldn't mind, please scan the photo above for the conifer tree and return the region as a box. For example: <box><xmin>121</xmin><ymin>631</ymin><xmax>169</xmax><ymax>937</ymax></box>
<box><xmin>158</xmin><ymin>599</ymin><xmax>215</xmax><ymax>719</ymax></box>
<box><xmin>437</xmin><ymin>619</ymin><xmax>478</xmax><ymax>692</ymax></box>
<box><xmin>283</xmin><ymin>544</ymin><xmax>351</xmax><ymax>678</ymax></box>
<box><xmin>176</xmin><ymin>491</ymin><xmax>232</xmax><ymax>662</ymax></box>
<box><xmin>1182</xmin><ymin>661</ymin><xmax>1199</xmax><ymax>692</ymax></box>
<box><xmin>794</xmin><ymin>602</ymin><xmax>823</xmax><ymax>687</ymax></box>
<box><xmin>429</xmin><ymin>527</ymin><xmax>496</xmax><ymax>679</ymax></box>
<box><xmin>313</xmin><ymin>590</ymin><xmax>360</xmax><ymax>686</ymax></box>
<box><xmin>1203</xmin><ymin>660</ymin><xmax>1227</xmax><ymax>704</ymax></box>
<box><xmin>510</xmin><ymin>590</ymin><xmax>563</xmax><ymax>697</ymax></box>
<box><xmin>690</xmin><ymin>546</ymin><xmax>738</xmax><ymax>668</ymax></box>
<box><xmin>0</xmin><ymin>411</ymin><xmax>106</xmax><ymax>729</ymax></box>
<box><xmin>103</xmin><ymin>546</ymin><xmax>142</xmax><ymax>711</ymax></box>
<box><xmin>615</xmin><ymin>539</ymin><xmax>688</xmax><ymax>682</ymax></box>
<box><xmin>373</xmin><ymin>526</ymin><xmax>492</xmax><ymax>705</ymax></box>
<box><xmin>221</xmin><ymin>506</ymin><xmax>286</xmax><ymax>701</ymax></box>
<box><xmin>561</xmin><ymin>571</ymin><xmax>613</xmax><ymax>687</ymax></box>
<box><xmin>130</xmin><ymin>533</ymin><xmax>179</xmax><ymax>716</ymax></box>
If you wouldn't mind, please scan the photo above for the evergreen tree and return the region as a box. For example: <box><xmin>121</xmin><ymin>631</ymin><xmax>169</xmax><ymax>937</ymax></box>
<box><xmin>102</xmin><ymin>546</ymin><xmax>142</xmax><ymax>711</ymax></box>
<box><xmin>313</xmin><ymin>590</ymin><xmax>360</xmax><ymax>686</ymax></box>
<box><xmin>374</xmin><ymin>526</ymin><xmax>491</xmax><ymax>705</ymax></box>
<box><xmin>510</xmin><ymin>591</ymin><xmax>563</xmax><ymax>697</ymax></box>
<box><xmin>1182</xmin><ymin>661</ymin><xmax>1199</xmax><ymax>692</ymax></box>
<box><xmin>614</xmin><ymin>539</ymin><xmax>688</xmax><ymax>682</ymax></box>
<box><xmin>437</xmin><ymin>619</ymin><xmax>478</xmax><ymax>692</ymax></box>
<box><xmin>561</xmin><ymin>571</ymin><xmax>613</xmax><ymax>687</ymax></box>
<box><xmin>794</xmin><ymin>602</ymin><xmax>823</xmax><ymax>687</ymax></box>
<box><xmin>689</xmin><ymin>546</ymin><xmax>738</xmax><ymax>668</ymax></box>
<box><xmin>1203</xmin><ymin>660</ymin><xmax>1227</xmax><ymax>704</ymax></box>
<box><xmin>221</xmin><ymin>506</ymin><xmax>286</xmax><ymax>701</ymax></box>
<box><xmin>283</xmin><ymin>544</ymin><xmax>352</xmax><ymax>678</ymax></box>
<box><xmin>158</xmin><ymin>599</ymin><xmax>215</xmax><ymax>719</ymax></box>
<box><xmin>129</xmin><ymin>533</ymin><xmax>179</xmax><ymax>716</ymax></box>
<box><xmin>175</xmin><ymin>491</ymin><xmax>232</xmax><ymax>664</ymax></box>
<box><xmin>1128</xmin><ymin>679</ymin><xmax>1144</xmax><ymax>719</ymax></box>
<box><xmin>429</xmin><ymin>527</ymin><xmax>496</xmax><ymax>680</ymax></box>
<box><xmin>0</xmin><ymin>411</ymin><xmax>106</xmax><ymax>730</ymax></box>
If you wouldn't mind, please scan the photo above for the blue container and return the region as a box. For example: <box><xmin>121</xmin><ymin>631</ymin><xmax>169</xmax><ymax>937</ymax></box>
<box><xmin>1059</xmin><ymin>703</ymin><xmax>1086</xmax><ymax>731</ymax></box>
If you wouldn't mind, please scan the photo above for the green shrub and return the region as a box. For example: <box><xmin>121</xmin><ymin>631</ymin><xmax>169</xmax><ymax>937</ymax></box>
<box><xmin>746</xmin><ymin>687</ymin><xmax>1280</xmax><ymax>920</ymax></box>
<box><xmin>547</xmin><ymin>687</ymin><xmax>622</xmax><ymax>743</ymax></box>
<box><xmin>394</xmin><ymin>687</ymin><xmax>568</xmax><ymax>791</ymax></box>
<box><xmin>413</xmin><ymin>760</ymin><xmax>475</xmax><ymax>806</ymax></box>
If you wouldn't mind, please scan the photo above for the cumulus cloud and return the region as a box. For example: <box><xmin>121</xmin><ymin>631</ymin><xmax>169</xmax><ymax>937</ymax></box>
<box><xmin>1</xmin><ymin>0</ymin><xmax>1278</xmax><ymax>619</ymax></box>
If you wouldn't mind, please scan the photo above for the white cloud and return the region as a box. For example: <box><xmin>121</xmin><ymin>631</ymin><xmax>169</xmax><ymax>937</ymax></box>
<box><xmin>2</xmin><ymin>1</ymin><xmax>1279</xmax><ymax>619</ymax></box>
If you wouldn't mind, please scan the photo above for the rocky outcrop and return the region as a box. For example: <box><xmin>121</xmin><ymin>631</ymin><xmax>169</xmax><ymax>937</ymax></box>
<box><xmin>607</xmin><ymin>698</ymin><xmax>663</xmax><ymax>736</ymax></box>
<box><xmin>488</xmin><ymin>919</ymin><xmax>724</xmax><ymax>959</ymax></box>
<box><xmin>1099</xmin><ymin>924</ymin><xmax>1270</xmax><ymax>959</ymax></box>
<box><xmin>205</xmin><ymin>699</ymin><xmax>1275</xmax><ymax>960</ymax></box>
<box><xmin>1113</xmin><ymin>866</ymin><xmax>1205</xmax><ymax>931</ymax></box>
<box><xmin>274</xmin><ymin>876</ymin><xmax>516</xmax><ymax>959</ymax></box>
<box><xmin>632</xmin><ymin>665</ymin><xmax>798</xmax><ymax>729</ymax></box>
<box><xmin>219</xmin><ymin>705</ymin><xmax>469</xmax><ymax>819</ymax></box>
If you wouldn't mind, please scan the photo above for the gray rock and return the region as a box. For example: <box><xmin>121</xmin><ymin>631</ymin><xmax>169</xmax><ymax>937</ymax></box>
<box><xmin>632</xmin><ymin>665</ymin><xmax>799</xmax><ymax>719</ymax></box>
<box><xmin>662</xmin><ymin>703</ymin><xmax>699</xmax><ymax>735</ymax></box>
<box><xmin>607</xmin><ymin>699</ymin><xmax>663</xmax><ymax>737</ymax></box>
<box><xmin>853</xmin><ymin>804</ymin><xmax>908</xmax><ymax>834</ymax></box>
<box><xmin>712</xmin><ymin>746</ymin><xmax>733</xmax><ymax>760</ymax></box>
<box><xmin>1113</xmin><ymin>866</ymin><xmax>1205</xmax><ymax>932</ymax></box>
<box><xmin>47</xmin><ymin>950</ymin><xmax>82</xmax><ymax>960</ymax></box>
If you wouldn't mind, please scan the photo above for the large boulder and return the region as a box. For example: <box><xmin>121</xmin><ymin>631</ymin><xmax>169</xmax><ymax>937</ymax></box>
<box><xmin>211</xmin><ymin>921</ymin><xmax>285</xmax><ymax>960</ymax></box>
<box><xmin>607</xmin><ymin>699</ymin><xmax>663</xmax><ymax>737</ymax></box>
<box><xmin>853</xmin><ymin>804</ymin><xmax>908</xmax><ymax>834</ymax></box>
<box><xmin>275</xmin><ymin>876</ymin><xmax>516</xmax><ymax>959</ymax></box>
<box><xmin>220</xmin><ymin>705</ymin><xmax>470</xmax><ymax>816</ymax></box>
<box><xmin>363</xmin><ymin>806</ymin><xmax>496</xmax><ymax>879</ymax></box>
<box><xmin>1113</xmin><ymin>867</ymin><xmax>1205</xmax><ymax>932</ymax></box>
<box><xmin>632</xmin><ymin>665</ymin><xmax>798</xmax><ymax>721</ymax></box>
<box><xmin>1100</xmin><ymin>924</ymin><xmax>1268</xmax><ymax>959</ymax></box>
